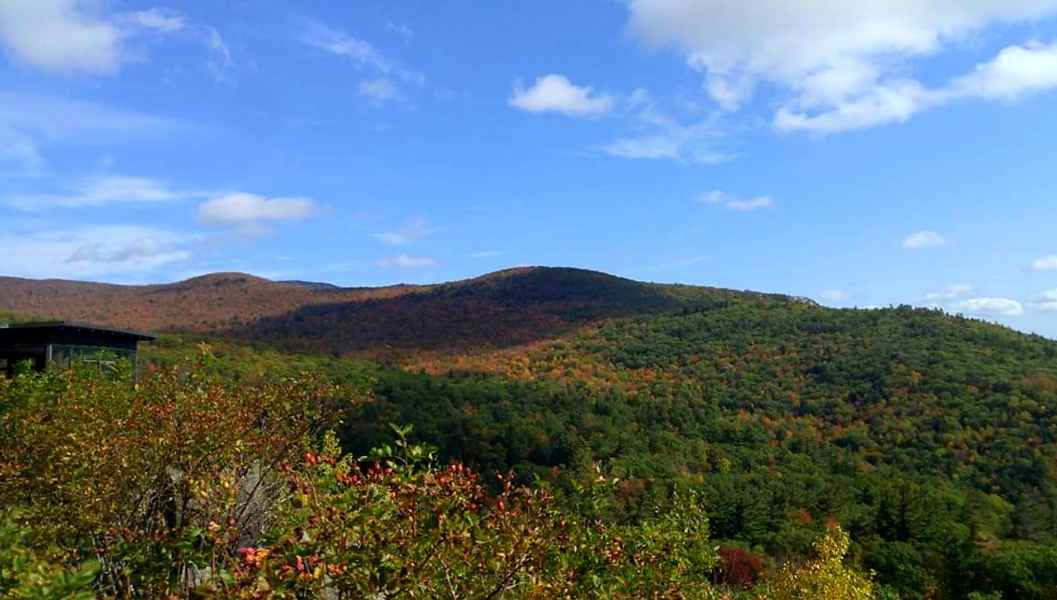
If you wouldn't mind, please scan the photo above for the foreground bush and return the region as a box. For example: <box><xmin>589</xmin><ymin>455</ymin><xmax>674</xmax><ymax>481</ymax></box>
<box><xmin>0</xmin><ymin>359</ymin><xmax>722</xmax><ymax>597</ymax></box>
<box><xmin>213</xmin><ymin>429</ymin><xmax>720</xmax><ymax>598</ymax></box>
<box><xmin>0</xmin><ymin>354</ymin><xmax>343</xmax><ymax>597</ymax></box>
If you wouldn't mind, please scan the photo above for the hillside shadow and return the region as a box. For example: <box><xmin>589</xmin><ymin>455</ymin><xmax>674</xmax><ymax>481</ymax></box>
<box><xmin>220</xmin><ymin>267</ymin><xmax>689</xmax><ymax>356</ymax></box>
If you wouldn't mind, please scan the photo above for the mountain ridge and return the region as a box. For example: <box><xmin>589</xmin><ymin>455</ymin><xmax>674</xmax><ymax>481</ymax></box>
<box><xmin>0</xmin><ymin>267</ymin><xmax>802</xmax><ymax>347</ymax></box>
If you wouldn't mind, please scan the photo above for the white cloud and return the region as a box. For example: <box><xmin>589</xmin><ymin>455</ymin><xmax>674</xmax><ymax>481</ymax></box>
<box><xmin>775</xmin><ymin>80</ymin><xmax>933</xmax><ymax>134</ymax></box>
<box><xmin>699</xmin><ymin>190</ymin><xmax>774</xmax><ymax>212</ymax></box>
<box><xmin>903</xmin><ymin>230</ymin><xmax>946</xmax><ymax>249</ymax></box>
<box><xmin>0</xmin><ymin>2</ymin><xmax>196</xmax><ymax>76</ymax></box>
<box><xmin>0</xmin><ymin>225</ymin><xmax>192</xmax><ymax>279</ymax></box>
<box><xmin>199</xmin><ymin>193</ymin><xmax>316</xmax><ymax>238</ymax></box>
<box><xmin>627</xmin><ymin>1</ymin><xmax>1057</xmax><ymax>133</ymax></box>
<box><xmin>1032</xmin><ymin>255</ymin><xmax>1057</xmax><ymax>271</ymax></box>
<box><xmin>510</xmin><ymin>74</ymin><xmax>614</xmax><ymax>118</ymax></box>
<box><xmin>924</xmin><ymin>284</ymin><xmax>973</xmax><ymax>301</ymax></box>
<box><xmin>5</xmin><ymin>175</ymin><xmax>194</xmax><ymax>210</ymax></box>
<box><xmin>0</xmin><ymin>0</ymin><xmax>121</xmax><ymax>74</ymax></box>
<box><xmin>470</xmin><ymin>251</ymin><xmax>504</xmax><ymax>259</ymax></box>
<box><xmin>1029</xmin><ymin>290</ymin><xmax>1057</xmax><ymax>312</ymax></box>
<box><xmin>377</xmin><ymin>254</ymin><xmax>437</xmax><ymax>268</ymax></box>
<box><xmin>199</xmin><ymin>193</ymin><xmax>315</xmax><ymax>225</ymax></box>
<box><xmin>952</xmin><ymin>297</ymin><xmax>1025</xmax><ymax>317</ymax></box>
<box><xmin>359</xmin><ymin>78</ymin><xmax>402</xmax><ymax>105</ymax></box>
<box><xmin>373</xmin><ymin>218</ymin><xmax>438</xmax><ymax>246</ymax></box>
<box><xmin>951</xmin><ymin>42</ymin><xmax>1057</xmax><ymax>101</ymax></box>
<box><xmin>777</xmin><ymin>43</ymin><xmax>1057</xmax><ymax>133</ymax></box>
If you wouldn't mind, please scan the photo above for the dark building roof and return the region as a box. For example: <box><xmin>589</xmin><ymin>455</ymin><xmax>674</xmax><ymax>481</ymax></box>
<box><xmin>0</xmin><ymin>321</ymin><xmax>156</xmax><ymax>343</ymax></box>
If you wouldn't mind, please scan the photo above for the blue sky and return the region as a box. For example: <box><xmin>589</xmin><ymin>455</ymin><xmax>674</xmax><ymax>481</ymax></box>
<box><xmin>2</xmin><ymin>1</ymin><xmax>1057</xmax><ymax>337</ymax></box>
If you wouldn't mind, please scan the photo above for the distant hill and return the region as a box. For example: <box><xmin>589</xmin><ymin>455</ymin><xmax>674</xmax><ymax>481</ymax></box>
<box><xmin>0</xmin><ymin>267</ymin><xmax>797</xmax><ymax>353</ymax></box>
<box><xmin>0</xmin><ymin>271</ymin><xmax>422</xmax><ymax>335</ymax></box>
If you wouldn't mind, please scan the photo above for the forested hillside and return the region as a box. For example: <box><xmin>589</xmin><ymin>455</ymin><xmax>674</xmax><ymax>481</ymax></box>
<box><xmin>3</xmin><ymin>267</ymin><xmax>1057</xmax><ymax>597</ymax></box>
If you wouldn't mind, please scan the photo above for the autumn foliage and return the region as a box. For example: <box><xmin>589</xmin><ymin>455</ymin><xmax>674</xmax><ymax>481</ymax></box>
<box><xmin>0</xmin><ymin>356</ymin><xmax>732</xmax><ymax>597</ymax></box>
<box><xmin>715</xmin><ymin>546</ymin><xmax>765</xmax><ymax>588</ymax></box>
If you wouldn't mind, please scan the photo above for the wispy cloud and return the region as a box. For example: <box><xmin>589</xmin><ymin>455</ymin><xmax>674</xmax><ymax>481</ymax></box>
<box><xmin>118</xmin><ymin>8</ymin><xmax>187</xmax><ymax>34</ymax></box>
<box><xmin>5</xmin><ymin>175</ymin><xmax>199</xmax><ymax>210</ymax></box>
<box><xmin>601</xmin><ymin>90</ymin><xmax>733</xmax><ymax>165</ymax></box>
<box><xmin>298</xmin><ymin>20</ymin><xmax>424</xmax><ymax>84</ymax></box>
<box><xmin>0</xmin><ymin>225</ymin><xmax>194</xmax><ymax>279</ymax></box>
<box><xmin>602</xmin><ymin>133</ymin><xmax>731</xmax><ymax>165</ymax></box>
<box><xmin>699</xmin><ymin>190</ymin><xmax>773</xmax><ymax>212</ymax></box>
<box><xmin>359</xmin><ymin>78</ymin><xmax>403</xmax><ymax>106</ymax></box>
<box><xmin>204</xmin><ymin>27</ymin><xmax>233</xmax><ymax>82</ymax></box>
<box><xmin>377</xmin><ymin>254</ymin><xmax>437</xmax><ymax>269</ymax></box>
<box><xmin>297</xmin><ymin>20</ymin><xmax>424</xmax><ymax>108</ymax></box>
<box><xmin>469</xmin><ymin>251</ymin><xmax>504</xmax><ymax>259</ymax></box>
<box><xmin>373</xmin><ymin>218</ymin><xmax>439</xmax><ymax>246</ymax></box>
<box><xmin>508</xmin><ymin>79</ymin><xmax>733</xmax><ymax>165</ymax></box>
<box><xmin>903</xmin><ymin>230</ymin><xmax>946</xmax><ymax>249</ymax></box>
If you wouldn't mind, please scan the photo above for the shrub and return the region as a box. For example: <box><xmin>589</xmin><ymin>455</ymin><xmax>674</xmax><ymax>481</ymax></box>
<box><xmin>0</xmin><ymin>354</ymin><xmax>345</xmax><ymax>597</ymax></box>
<box><xmin>715</xmin><ymin>545</ymin><xmax>765</xmax><ymax>588</ymax></box>
<box><xmin>766</xmin><ymin>525</ymin><xmax>875</xmax><ymax>600</ymax></box>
